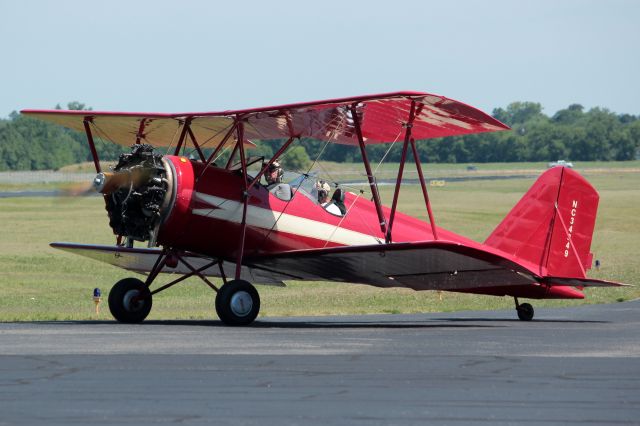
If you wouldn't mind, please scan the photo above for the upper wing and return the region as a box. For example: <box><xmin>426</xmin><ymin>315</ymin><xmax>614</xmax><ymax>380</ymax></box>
<box><xmin>22</xmin><ymin>91</ymin><xmax>508</xmax><ymax>148</ymax></box>
<box><xmin>19</xmin><ymin>111</ymin><xmax>237</xmax><ymax>149</ymax></box>
<box><xmin>244</xmin><ymin>241</ymin><xmax>625</xmax><ymax>291</ymax></box>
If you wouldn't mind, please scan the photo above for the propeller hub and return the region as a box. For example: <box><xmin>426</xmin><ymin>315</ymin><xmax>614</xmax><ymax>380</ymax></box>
<box><xmin>92</xmin><ymin>172</ymin><xmax>111</xmax><ymax>194</ymax></box>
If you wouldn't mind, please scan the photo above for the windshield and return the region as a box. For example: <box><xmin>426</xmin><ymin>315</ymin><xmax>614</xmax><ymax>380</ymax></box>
<box><xmin>285</xmin><ymin>171</ymin><xmax>319</xmax><ymax>204</ymax></box>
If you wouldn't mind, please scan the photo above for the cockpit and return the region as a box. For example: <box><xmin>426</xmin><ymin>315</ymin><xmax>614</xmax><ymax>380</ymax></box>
<box><xmin>272</xmin><ymin>171</ymin><xmax>346</xmax><ymax>217</ymax></box>
<box><xmin>230</xmin><ymin>156</ymin><xmax>346</xmax><ymax>216</ymax></box>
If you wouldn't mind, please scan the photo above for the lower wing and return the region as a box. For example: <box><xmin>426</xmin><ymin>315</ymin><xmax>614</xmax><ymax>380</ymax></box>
<box><xmin>52</xmin><ymin>241</ymin><xmax>626</xmax><ymax>291</ymax></box>
<box><xmin>244</xmin><ymin>241</ymin><xmax>627</xmax><ymax>291</ymax></box>
<box><xmin>50</xmin><ymin>242</ymin><xmax>286</xmax><ymax>286</ymax></box>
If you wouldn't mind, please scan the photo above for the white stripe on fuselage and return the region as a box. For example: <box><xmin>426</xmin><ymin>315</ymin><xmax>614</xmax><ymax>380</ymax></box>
<box><xmin>192</xmin><ymin>192</ymin><xmax>380</xmax><ymax>246</ymax></box>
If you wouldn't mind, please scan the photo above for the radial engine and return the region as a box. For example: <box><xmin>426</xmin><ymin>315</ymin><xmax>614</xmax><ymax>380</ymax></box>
<box><xmin>92</xmin><ymin>144</ymin><xmax>174</xmax><ymax>246</ymax></box>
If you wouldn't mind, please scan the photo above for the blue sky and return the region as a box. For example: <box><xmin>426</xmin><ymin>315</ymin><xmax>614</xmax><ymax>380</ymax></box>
<box><xmin>2</xmin><ymin>0</ymin><xmax>638</xmax><ymax>118</ymax></box>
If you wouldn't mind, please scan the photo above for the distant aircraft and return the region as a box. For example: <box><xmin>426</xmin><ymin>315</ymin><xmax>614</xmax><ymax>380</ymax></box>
<box><xmin>22</xmin><ymin>91</ymin><xmax>624</xmax><ymax>325</ymax></box>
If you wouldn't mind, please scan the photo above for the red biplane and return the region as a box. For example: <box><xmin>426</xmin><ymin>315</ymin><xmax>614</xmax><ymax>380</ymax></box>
<box><xmin>22</xmin><ymin>91</ymin><xmax>623</xmax><ymax>325</ymax></box>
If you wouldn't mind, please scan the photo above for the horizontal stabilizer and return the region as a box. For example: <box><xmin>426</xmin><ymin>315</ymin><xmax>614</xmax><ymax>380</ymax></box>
<box><xmin>541</xmin><ymin>276</ymin><xmax>629</xmax><ymax>287</ymax></box>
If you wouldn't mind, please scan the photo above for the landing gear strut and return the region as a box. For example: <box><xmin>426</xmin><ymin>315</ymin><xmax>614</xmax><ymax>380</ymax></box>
<box><xmin>107</xmin><ymin>249</ymin><xmax>261</xmax><ymax>326</ymax></box>
<box><xmin>514</xmin><ymin>297</ymin><xmax>534</xmax><ymax>321</ymax></box>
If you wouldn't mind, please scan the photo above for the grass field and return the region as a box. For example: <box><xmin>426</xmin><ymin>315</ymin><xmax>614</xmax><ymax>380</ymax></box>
<box><xmin>0</xmin><ymin>164</ymin><xmax>638</xmax><ymax>321</ymax></box>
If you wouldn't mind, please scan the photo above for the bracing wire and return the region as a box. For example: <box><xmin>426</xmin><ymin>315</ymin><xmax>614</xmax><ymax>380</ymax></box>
<box><xmin>373</xmin><ymin>129</ymin><xmax>403</xmax><ymax>174</ymax></box>
<box><xmin>183</xmin><ymin>121</ymin><xmax>234</xmax><ymax>158</ymax></box>
<box><xmin>322</xmin><ymin>191</ymin><xmax>371</xmax><ymax>248</ymax></box>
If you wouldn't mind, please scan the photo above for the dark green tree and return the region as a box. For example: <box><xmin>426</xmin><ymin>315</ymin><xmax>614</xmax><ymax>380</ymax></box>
<box><xmin>492</xmin><ymin>102</ymin><xmax>545</xmax><ymax>126</ymax></box>
<box><xmin>280</xmin><ymin>145</ymin><xmax>311</xmax><ymax>171</ymax></box>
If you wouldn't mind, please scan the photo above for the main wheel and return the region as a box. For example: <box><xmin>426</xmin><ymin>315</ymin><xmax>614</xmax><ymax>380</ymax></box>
<box><xmin>516</xmin><ymin>302</ymin><xmax>534</xmax><ymax>321</ymax></box>
<box><xmin>108</xmin><ymin>278</ymin><xmax>152</xmax><ymax>323</ymax></box>
<box><xmin>215</xmin><ymin>280</ymin><xmax>260</xmax><ymax>326</ymax></box>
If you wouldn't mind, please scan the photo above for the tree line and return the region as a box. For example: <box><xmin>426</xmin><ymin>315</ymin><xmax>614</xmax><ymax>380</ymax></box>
<box><xmin>1</xmin><ymin>101</ymin><xmax>638</xmax><ymax>171</ymax></box>
<box><xmin>0</xmin><ymin>103</ymin><xmax>121</xmax><ymax>171</ymax></box>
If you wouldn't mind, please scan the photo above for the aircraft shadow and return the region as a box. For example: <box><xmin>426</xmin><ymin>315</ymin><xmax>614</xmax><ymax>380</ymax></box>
<box><xmin>251</xmin><ymin>321</ymin><xmax>501</xmax><ymax>329</ymax></box>
<box><xmin>17</xmin><ymin>317</ymin><xmax>609</xmax><ymax>328</ymax></box>
<box><xmin>433</xmin><ymin>317</ymin><xmax>608</xmax><ymax>324</ymax></box>
<box><xmin>19</xmin><ymin>319</ymin><xmax>503</xmax><ymax>329</ymax></box>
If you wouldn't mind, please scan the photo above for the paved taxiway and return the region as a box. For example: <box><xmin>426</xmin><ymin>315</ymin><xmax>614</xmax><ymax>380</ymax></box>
<box><xmin>1</xmin><ymin>301</ymin><xmax>639</xmax><ymax>425</ymax></box>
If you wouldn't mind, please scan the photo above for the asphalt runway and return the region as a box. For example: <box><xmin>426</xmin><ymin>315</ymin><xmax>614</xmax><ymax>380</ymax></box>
<box><xmin>1</xmin><ymin>301</ymin><xmax>639</xmax><ymax>425</ymax></box>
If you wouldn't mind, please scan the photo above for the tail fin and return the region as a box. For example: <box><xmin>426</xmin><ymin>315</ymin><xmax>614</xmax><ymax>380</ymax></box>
<box><xmin>484</xmin><ymin>167</ymin><xmax>599</xmax><ymax>278</ymax></box>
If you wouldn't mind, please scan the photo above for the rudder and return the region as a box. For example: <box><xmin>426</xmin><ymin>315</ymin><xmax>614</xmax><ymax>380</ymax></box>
<box><xmin>484</xmin><ymin>167</ymin><xmax>599</xmax><ymax>278</ymax></box>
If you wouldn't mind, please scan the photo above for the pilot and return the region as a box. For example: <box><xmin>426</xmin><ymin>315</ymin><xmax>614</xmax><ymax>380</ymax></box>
<box><xmin>317</xmin><ymin>181</ymin><xmax>343</xmax><ymax>216</ymax></box>
<box><xmin>265</xmin><ymin>160</ymin><xmax>283</xmax><ymax>189</ymax></box>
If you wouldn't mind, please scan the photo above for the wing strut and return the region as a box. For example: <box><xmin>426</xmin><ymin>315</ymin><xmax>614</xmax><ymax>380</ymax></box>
<box><xmin>235</xmin><ymin>118</ymin><xmax>249</xmax><ymax>280</ymax></box>
<box><xmin>350</xmin><ymin>104</ymin><xmax>387</xmax><ymax>237</ymax></box>
<box><xmin>411</xmin><ymin>138</ymin><xmax>439</xmax><ymax>239</ymax></box>
<box><xmin>387</xmin><ymin>101</ymin><xmax>417</xmax><ymax>243</ymax></box>
<box><xmin>187</xmin><ymin>126</ymin><xmax>206</xmax><ymax>162</ymax></box>
<box><xmin>225</xmin><ymin>139</ymin><xmax>240</xmax><ymax>169</ymax></box>
<box><xmin>135</xmin><ymin>118</ymin><xmax>147</xmax><ymax>145</ymax></box>
<box><xmin>82</xmin><ymin>117</ymin><xmax>101</xmax><ymax>173</ymax></box>
<box><xmin>174</xmin><ymin>117</ymin><xmax>192</xmax><ymax>156</ymax></box>
<box><xmin>197</xmin><ymin>122</ymin><xmax>238</xmax><ymax>182</ymax></box>
<box><xmin>172</xmin><ymin>117</ymin><xmax>206</xmax><ymax>162</ymax></box>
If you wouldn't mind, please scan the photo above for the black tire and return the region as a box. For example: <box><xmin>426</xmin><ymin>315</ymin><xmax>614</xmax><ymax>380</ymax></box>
<box><xmin>517</xmin><ymin>302</ymin><xmax>534</xmax><ymax>321</ymax></box>
<box><xmin>108</xmin><ymin>278</ymin><xmax>152</xmax><ymax>323</ymax></box>
<box><xmin>215</xmin><ymin>280</ymin><xmax>260</xmax><ymax>326</ymax></box>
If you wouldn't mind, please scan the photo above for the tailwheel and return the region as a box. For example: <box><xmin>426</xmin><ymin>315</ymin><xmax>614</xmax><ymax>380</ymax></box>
<box><xmin>215</xmin><ymin>279</ymin><xmax>260</xmax><ymax>326</ymax></box>
<box><xmin>515</xmin><ymin>299</ymin><xmax>534</xmax><ymax>321</ymax></box>
<box><xmin>108</xmin><ymin>278</ymin><xmax>153</xmax><ymax>323</ymax></box>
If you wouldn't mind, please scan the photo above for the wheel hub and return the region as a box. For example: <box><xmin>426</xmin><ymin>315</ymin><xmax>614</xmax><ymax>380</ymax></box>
<box><xmin>122</xmin><ymin>289</ymin><xmax>144</xmax><ymax>313</ymax></box>
<box><xmin>230</xmin><ymin>291</ymin><xmax>253</xmax><ymax>317</ymax></box>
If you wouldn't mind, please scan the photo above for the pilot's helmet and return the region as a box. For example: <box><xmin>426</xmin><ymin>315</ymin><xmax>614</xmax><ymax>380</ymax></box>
<box><xmin>266</xmin><ymin>160</ymin><xmax>283</xmax><ymax>184</ymax></box>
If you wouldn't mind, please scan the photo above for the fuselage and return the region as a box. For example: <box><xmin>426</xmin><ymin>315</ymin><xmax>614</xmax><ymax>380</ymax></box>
<box><xmin>154</xmin><ymin>156</ymin><xmax>583</xmax><ymax>300</ymax></box>
<box><xmin>158</xmin><ymin>156</ymin><xmax>472</xmax><ymax>257</ymax></box>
